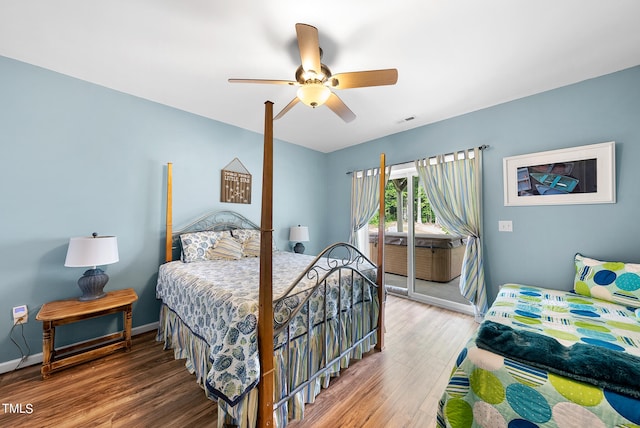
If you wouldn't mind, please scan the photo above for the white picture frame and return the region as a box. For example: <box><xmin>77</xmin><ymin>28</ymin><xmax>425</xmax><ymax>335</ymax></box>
<box><xmin>503</xmin><ymin>141</ymin><xmax>616</xmax><ymax>206</ymax></box>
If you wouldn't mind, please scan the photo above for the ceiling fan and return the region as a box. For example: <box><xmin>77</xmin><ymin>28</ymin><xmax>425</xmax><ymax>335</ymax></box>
<box><xmin>228</xmin><ymin>23</ymin><xmax>398</xmax><ymax>123</ymax></box>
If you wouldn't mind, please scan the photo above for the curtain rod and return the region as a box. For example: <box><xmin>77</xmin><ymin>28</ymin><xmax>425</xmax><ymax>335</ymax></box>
<box><xmin>346</xmin><ymin>144</ymin><xmax>489</xmax><ymax>174</ymax></box>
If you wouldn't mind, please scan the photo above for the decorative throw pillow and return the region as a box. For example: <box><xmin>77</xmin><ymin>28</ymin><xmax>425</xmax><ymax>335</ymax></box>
<box><xmin>232</xmin><ymin>228</ymin><xmax>260</xmax><ymax>244</ymax></box>
<box><xmin>232</xmin><ymin>228</ymin><xmax>278</xmax><ymax>252</ymax></box>
<box><xmin>574</xmin><ymin>253</ymin><xmax>640</xmax><ymax>308</ymax></box>
<box><xmin>243</xmin><ymin>236</ymin><xmax>261</xmax><ymax>257</ymax></box>
<box><xmin>180</xmin><ymin>230</ymin><xmax>230</xmax><ymax>262</ymax></box>
<box><xmin>210</xmin><ymin>236</ymin><xmax>243</xmax><ymax>260</ymax></box>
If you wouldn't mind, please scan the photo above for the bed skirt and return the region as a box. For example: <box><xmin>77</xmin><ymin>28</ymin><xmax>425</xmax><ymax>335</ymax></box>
<box><xmin>157</xmin><ymin>301</ymin><xmax>378</xmax><ymax>427</ymax></box>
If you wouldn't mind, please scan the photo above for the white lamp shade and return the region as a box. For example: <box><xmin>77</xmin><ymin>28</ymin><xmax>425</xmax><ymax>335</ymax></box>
<box><xmin>64</xmin><ymin>236</ymin><xmax>119</xmax><ymax>267</ymax></box>
<box><xmin>289</xmin><ymin>226</ymin><xmax>309</xmax><ymax>242</ymax></box>
<box><xmin>297</xmin><ymin>84</ymin><xmax>331</xmax><ymax>108</ymax></box>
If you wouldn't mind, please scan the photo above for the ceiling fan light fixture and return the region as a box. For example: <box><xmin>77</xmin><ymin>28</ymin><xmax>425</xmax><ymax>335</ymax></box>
<box><xmin>301</xmin><ymin>70</ymin><xmax>324</xmax><ymax>81</ymax></box>
<box><xmin>297</xmin><ymin>83</ymin><xmax>331</xmax><ymax>108</ymax></box>
<box><xmin>228</xmin><ymin>23</ymin><xmax>397</xmax><ymax>122</ymax></box>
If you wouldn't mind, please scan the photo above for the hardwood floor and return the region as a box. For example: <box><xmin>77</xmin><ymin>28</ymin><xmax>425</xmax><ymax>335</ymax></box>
<box><xmin>287</xmin><ymin>296</ymin><xmax>478</xmax><ymax>428</ymax></box>
<box><xmin>0</xmin><ymin>295</ymin><xmax>477</xmax><ymax>428</ymax></box>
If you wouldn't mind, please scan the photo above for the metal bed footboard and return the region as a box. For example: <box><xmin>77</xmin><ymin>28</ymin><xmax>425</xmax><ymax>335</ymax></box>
<box><xmin>272</xmin><ymin>242</ymin><xmax>381</xmax><ymax>416</ymax></box>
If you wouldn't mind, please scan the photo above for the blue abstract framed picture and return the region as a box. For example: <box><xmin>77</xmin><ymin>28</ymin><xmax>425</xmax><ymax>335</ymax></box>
<box><xmin>503</xmin><ymin>141</ymin><xmax>616</xmax><ymax>206</ymax></box>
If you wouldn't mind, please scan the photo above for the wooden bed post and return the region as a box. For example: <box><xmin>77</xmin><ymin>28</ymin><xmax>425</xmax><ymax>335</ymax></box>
<box><xmin>257</xmin><ymin>101</ymin><xmax>275</xmax><ymax>427</ymax></box>
<box><xmin>376</xmin><ymin>153</ymin><xmax>386</xmax><ymax>351</ymax></box>
<box><xmin>165</xmin><ymin>162</ymin><xmax>173</xmax><ymax>263</ymax></box>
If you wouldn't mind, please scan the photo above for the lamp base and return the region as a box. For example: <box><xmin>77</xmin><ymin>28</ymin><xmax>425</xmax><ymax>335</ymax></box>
<box><xmin>77</xmin><ymin>268</ymin><xmax>109</xmax><ymax>301</ymax></box>
<box><xmin>293</xmin><ymin>242</ymin><xmax>305</xmax><ymax>254</ymax></box>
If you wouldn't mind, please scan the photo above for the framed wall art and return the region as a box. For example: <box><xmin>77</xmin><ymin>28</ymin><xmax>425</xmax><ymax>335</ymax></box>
<box><xmin>503</xmin><ymin>141</ymin><xmax>615</xmax><ymax>206</ymax></box>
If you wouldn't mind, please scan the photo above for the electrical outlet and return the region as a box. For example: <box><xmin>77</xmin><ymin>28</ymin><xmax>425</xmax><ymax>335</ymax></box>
<box><xmin>12</xmin><ymin>305</ymin><xmax>28</xmax><ymax>325</ymax></box>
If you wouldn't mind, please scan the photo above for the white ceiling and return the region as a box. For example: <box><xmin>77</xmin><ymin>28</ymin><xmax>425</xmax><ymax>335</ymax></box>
<box><xmin>2</xmin><ymin>1</ymin><xmax>640</xmax><ymax>153</ymax></box>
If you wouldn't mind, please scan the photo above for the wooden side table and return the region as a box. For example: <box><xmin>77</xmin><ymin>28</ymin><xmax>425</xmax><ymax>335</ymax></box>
<box><xmin>36</xmin><ymin>288</ymin><xmax>138</xmax><ymax>379</ymax></box>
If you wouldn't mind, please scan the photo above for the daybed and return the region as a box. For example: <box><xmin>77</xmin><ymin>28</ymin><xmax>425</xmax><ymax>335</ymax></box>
<box><xmin>369</xmin><ymin>231</ymin><xmax>464</xmax><ymax>282</ymax></box>
<box><xmin>437</xmin><ymin>253</ymin><xmax>640</xmax><ymax>427</ymax></box>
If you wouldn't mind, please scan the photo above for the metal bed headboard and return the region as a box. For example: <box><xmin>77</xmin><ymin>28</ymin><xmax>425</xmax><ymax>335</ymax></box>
<box><xmin>168</xmin><ymin>210</ymin><xmax>259</xmax><ymax>262</ymax></box>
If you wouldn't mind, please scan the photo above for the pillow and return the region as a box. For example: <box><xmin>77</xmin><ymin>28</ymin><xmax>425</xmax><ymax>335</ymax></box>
<box><xmin>180</xmin><ymin>230</ymin><xmax>230</xmax><ymax>262</ymax></box>
<box><xmin>574</xmin><ymin>253</ymin><xmax>640</xmax><ymax>308</ymax></box>
<box><xmin>232</xmin><ymin>228</ymin><xmax>260</xmax><ymax>244</ymax></box>
<box><xmin>242</xmin><ymin>235</ymin><xmax>261</xmax><ymax>257</ymax></box>
<box><xmin>232</xmin><ymin>228</ymin><xmax>278</xmax><ymax>252</ymax></box>
<box><xmin>209</xmin><ymin>236</ymin><xmax>243</xmax><ymax>260</ymax></box>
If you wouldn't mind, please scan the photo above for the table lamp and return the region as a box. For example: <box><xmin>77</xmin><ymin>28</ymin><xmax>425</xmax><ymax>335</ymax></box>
<box><xmin>64</xmin><ymin>233</ymin><xmax>119</xmax><ymax>301</ymax></box>
<box><xmin>289</xmin><ymin>225</ymin><xmax>309</xmax><ymax>254</ymax></box>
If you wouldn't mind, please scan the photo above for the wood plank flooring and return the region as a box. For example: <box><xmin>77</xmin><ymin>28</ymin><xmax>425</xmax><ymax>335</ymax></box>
<box><xmin>0</xmin><ymin>295</ymin><xmax>477</xmax><ymax>428</ymax></box>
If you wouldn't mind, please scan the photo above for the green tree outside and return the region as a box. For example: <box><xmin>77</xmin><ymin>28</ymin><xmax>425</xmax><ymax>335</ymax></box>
<box><xmin>369</xmin><ymin>177</ymin><xmax>436</xmax><ymax>227</ymax></box>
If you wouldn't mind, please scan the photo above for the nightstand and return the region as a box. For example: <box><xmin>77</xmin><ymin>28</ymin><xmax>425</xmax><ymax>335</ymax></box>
<box><xmin>36</xmin><ymin>288</ymin><xmax>138</xmax><ymax>379</ymax></box>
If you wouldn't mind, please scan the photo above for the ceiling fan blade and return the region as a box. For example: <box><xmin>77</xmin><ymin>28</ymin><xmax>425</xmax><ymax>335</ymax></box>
<box><xmin>325</xmin><ymin>92</ymin><xmax>356</xmax><ymax>123</ymax></box>
<box><xmin>328</xmin><ymin>69</ymin><xmax>398</xmax><ymax>89</ymax></box>
<box><xmin>295</xmin><ymin>23</ymin><xmax>321</xmax><ymax>74</ymax></box>
<box><xmin>274</xmin><ymin>97</ymin><xmax>300</xmax><ymax>120</ymax></box>
<box><xmin>228</xmin><ymin>78</ymin><xmax>297</xmax><ymax>85</ymax></box>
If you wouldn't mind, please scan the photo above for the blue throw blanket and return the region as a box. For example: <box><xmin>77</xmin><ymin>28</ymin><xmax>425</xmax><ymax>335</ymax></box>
<box><xmin>476</xmin><ymin>320</ymin><xmax>640</xmax><ymax>399</ymax></box>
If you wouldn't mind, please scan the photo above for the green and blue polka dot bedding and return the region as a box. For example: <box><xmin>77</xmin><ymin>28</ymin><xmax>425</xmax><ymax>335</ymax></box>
<box><xmin>437</xmin><ymin>283</ymin><xmax>640</xmax><ymax>427</ymax></box>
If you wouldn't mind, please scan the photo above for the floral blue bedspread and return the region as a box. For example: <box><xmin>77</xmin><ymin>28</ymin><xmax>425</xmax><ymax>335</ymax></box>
<box><xmin>438</xmin><ymin>284</ymin><xmax>640</xmax><ymax>427</ymax></box>
<box><xmin>156</xmin><ymin>251</ymin><xmax>375</xmax><ymax>406</ymax></box>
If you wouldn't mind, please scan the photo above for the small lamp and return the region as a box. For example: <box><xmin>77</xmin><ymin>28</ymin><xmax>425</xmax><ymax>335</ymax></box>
<box><xmin>64</xmin><ymin>233</ymin><xmax>119</xmax><ymax>301</ymax></box>
<box><xmin>289</xmin><ymin>225</ymin><xmax>309</xmax><ymax>254</ymax></box>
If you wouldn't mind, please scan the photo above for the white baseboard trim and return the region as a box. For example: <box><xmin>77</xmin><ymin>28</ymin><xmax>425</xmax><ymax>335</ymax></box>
<box><xmin>0</xmin><ymin>321</ymin><xmax>159</xmax><ymax>375</ymax></box>
<box><xmin>0</xmin><ymin>354</ymin><xmax>43</xmax><ymax>374</ymax></box>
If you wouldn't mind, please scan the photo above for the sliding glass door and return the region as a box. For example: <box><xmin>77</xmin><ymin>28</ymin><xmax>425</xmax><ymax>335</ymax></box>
<box><xmin>370</xmin><ymin>162</ymin><xmax>473</xmax><ymax>314</ymax></box>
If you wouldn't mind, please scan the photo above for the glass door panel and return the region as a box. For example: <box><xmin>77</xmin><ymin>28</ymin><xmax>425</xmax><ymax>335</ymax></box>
<box><xmin>382</xmin><ymin>177</ymin><xmax>410</xmax><ymax>295</ymax></box>
<box><xmin>412</xmin><ymin>177</ymin><xmax>470</xmax><ymax>307</ymax></box>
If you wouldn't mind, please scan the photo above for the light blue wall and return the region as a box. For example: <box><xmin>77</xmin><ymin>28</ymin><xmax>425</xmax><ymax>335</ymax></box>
<box><xmin>326</xmin><ymin>65</ymin><xmax>640</xmax><ymax>306</ymax></box>
<box><xmin>2</xmin><ymin>53</ymin><xmax>639</xmax><ymax>367</ymax></box>
<box><xmin>0</xmin><ymin>56</ymin><xmax>327</xmax><ymax>363</ymax></box>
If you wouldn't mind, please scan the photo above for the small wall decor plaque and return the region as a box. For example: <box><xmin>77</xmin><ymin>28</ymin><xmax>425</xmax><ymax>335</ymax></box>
<box><xmin>221</xmin><ymin>158</ymin><xmax>251</xmax><ymax>204</ymax></box>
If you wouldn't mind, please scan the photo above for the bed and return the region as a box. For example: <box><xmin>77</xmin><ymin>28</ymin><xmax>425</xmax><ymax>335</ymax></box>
<box><xmin>156</xmin><ymin>103</ymin><xmax>388</xmax><ymax>427</ymax></box>
<box><xmin>156</xmin><ymin>212</ymin><xmax>380</xmax><ymax>426</ymax></box>
<box><xmin>437</xmin><ymin>253</ymin><xmax>640</xmax><ymax>427</ymax></box>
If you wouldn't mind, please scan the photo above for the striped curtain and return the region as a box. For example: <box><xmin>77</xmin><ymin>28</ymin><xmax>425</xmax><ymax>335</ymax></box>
<box><xmin>415</xmin><ymin>149</ymin><xmax>487</xmax><ymax>320</ymax></box>
<box><xmin>349</xmin><ymin>168</ymin><xmax>385</xmax><ymax>249</ymax></box>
